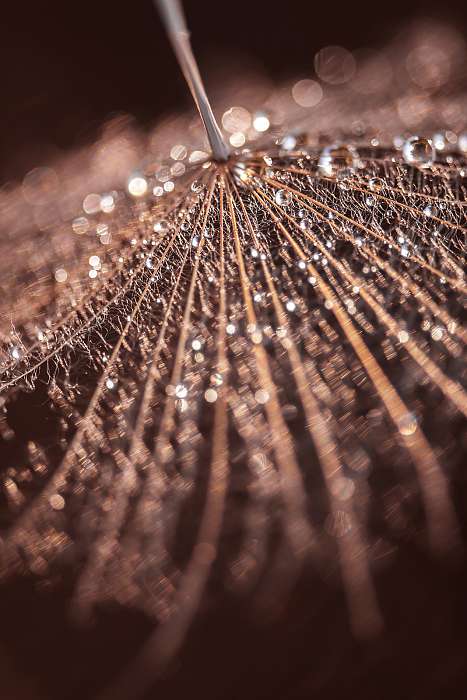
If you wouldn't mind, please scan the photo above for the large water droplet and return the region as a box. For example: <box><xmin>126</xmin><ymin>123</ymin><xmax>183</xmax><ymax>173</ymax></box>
<box><xmin>275</xmin><ymin>189</ymin><xmax>292</xmax><ymax>206</ymax></box>
<box><xmin>318</xmin><ymin>144</ymin><xmax>359</xmax><ymax>177</ymax></box>
<box><xmin>402</xmin><ymin>137</ymin><xmax>435</xmax><ymax>168</ymax></box>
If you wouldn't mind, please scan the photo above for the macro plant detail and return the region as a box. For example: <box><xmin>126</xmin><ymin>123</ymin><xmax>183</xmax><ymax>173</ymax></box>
<box><xmin>0</xmin><ymin>2</ymin><xmax>466</xmax><ymax>696</ymax></box>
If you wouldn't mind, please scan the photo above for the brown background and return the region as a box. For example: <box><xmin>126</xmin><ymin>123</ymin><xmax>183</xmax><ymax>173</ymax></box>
<box><xmin>1</xmin><ymin>1</ymin><xmax>467</xmax><ymax>699</ymax></box>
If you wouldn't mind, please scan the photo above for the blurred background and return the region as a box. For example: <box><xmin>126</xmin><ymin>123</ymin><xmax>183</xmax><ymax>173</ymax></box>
<box><xmin>1</xmin><ymin>0</ymin><xmax>467</xmax><ymax>181</ymax></box>
<box><xmin>1</xmin><ymin>1</ymin><xmax>467</xmax><ymax>699</ymax></box>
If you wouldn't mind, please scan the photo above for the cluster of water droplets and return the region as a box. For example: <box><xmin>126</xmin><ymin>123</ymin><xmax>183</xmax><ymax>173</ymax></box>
<box><xmin>311</xmin><ymin>136</ymin><xmax>437</xmax><ymax>186</ymax></box>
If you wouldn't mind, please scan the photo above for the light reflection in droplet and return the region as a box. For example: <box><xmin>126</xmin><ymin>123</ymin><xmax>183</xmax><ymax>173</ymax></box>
<box><xmin>54</xmin><ymin>268</ymin><xmax>68</xmax><ymax>283</ymax></box>
<box><xmin>170</xmin><ymin>144</ymin><xmax>187</xmax><ymax>161</ymax></box>
<box><xmin>127</xmin><ymin>176</ymin><xmax>148</xmax><ymax>197</ymax></box>
<box><xmin>252</xmin><ymin>112</ymin><xmax>270</xmax><ymax>132</ymax></box>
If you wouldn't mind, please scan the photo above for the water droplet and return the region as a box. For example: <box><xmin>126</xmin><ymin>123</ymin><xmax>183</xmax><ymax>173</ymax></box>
<box><xmin>170</xmin><ymin>144</ymin><xmax>187</xmax><ymax>161</ymax></box>
<box><xmin>252</xmin><ymin>112</ymin><xmax>270</xmax><ymax>132</ymax></box>
<box><xmin>275</xmin><ymin>189</ymin><xmax>291</xmax><ymax>206</ymax></box>
<box><xmin>72</xmin><ymin>216</ymin><xmax>89</xmax><ymax>235</ymax></box>
<box><xmin>432</xmin><ymin>133</ymin><xmax>445</xmax><ymax>151</ymax></box>
<box><xmin>54</xmin><ymin>268</ymin><xmax>67</xmax><ymax>283</ymax></box>
<box><xmin>210</xmin><ymin>372</ymin><xmax>223</xmax><ymax>386</ymax></box>
<box><xmin>49</xmin><ymin>494</ymin><xmax>65</xmax><ymax>510</ymax></box>
<box><xmin>402</xmin><ymin>137</ymin><xmax>435</xmax><ymax>168</ymax></box>
<box><xmin>204</xmin><ymin>389</ymin><xmax>218</xmax><ymax>403</ymax></box>
<box><xmin>175</xmin><ymin>384</ymin><xmax>188</xmax><ymax>399</ymax></box>
<box><xmin>10</xmin><ymin>346</ymin><xmax>22</xmax><ymax>361</ymax></box>
<box><xmin>100</xmin><ymin>194</ymin><xmax>115</xmax><ymax>213</ymax></box>
<box><xmin>431</xmin><ymin>326</ymin><xmax>444</xmax><ymax>341</ymax></box>
<box><xmin>255</xmin><ymin>389</ymin><xmax>269</xmax><ymax>404</ymax></box>
<box><xmin>233</xmin><ymin>162</ymin><xmax>250</xmax><ymax>184</ymax></box>
<box><xmin>318</xmin><ymin>144</ymin><xmax>359</xmax><ymax>177</ymax></box>
<box><xmin>398</xmin><ymin>413</ymin><xmax>418</xmax><ymax>436</ymax></box>
<box><xmin>154</xmin><ymin>220</ymin><xmax>168</xmax><ymax>234</ymax></box>
<box><xmin>128</xmin><ymin>176</ymin><xmax>148</xmax><ymax>197</ymax></box>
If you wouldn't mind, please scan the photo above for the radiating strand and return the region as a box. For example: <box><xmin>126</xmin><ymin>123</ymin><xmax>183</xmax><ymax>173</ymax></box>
<box><xmin>251</xmin><ymin>183</ymin><xmax>459</xmax><ymax>555</ymax></box>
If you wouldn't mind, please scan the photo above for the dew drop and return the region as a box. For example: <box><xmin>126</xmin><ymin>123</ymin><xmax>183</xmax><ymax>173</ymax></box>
<box><xmin>275</xmin><ymin>189</ymin><xmax>291</xmax><ymax>206</ymax></box>
<box><xmin>10</xmin><ymin>346</ymin><xmax>22</xmax><ymax>361</ymax></box>
<box><xmin>318</xmin><ymin>144</ymin><xmax>359</xmax><ymax>177</ymax></box>
<box><xmin>154</xmin><ymin>220</ymin><xmax>168</xmax><ymax>234</ymax></box>
<box><xmin>402</xmin><ymin>137</ymin><xmax>435</xmax><ymax>168</ymax></box>
<box><xmin>128</xmin><ymin>176</ymin><xmax>148</xmax><ymax>197</ymax></box>
<box><xmin>210</xmin><ymin>372</ymin><xmax>223</xmax><ymax>387</ymax></box>
<box><xmin>398</xmin><ymin>412</ymin><xmax>418</xmax><ymax>436</ymax></box>
<box><xmin>204</xmin><ymin>388</ymin><xmax>218</xmax><ymax>403</ymax></box>
<box><xmin>175</xmin><ymin>384</ymin><xmax>188</xmax><ymax>399</ymax></box>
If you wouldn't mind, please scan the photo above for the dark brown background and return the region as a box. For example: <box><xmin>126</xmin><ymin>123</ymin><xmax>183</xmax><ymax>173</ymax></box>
<box><xmin>1</xmin><ymin>1</ymin><xmax>467</xmax><ymax>699</ymax></box>
<box><xmin>1</xmin><ymin>0</ymin><xmax>467</xmax><ymax>181</ymax></box>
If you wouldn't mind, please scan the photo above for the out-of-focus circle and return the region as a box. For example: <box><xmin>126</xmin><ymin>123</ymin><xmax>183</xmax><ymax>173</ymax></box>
<box><xmin>314</xmin><ymin>46</ymin><xmax>356</xmax><ymax>85</ymax></box>
<box><xmin>189</xmin><ymin>150</ymin><xmax>208</xmax><ymax>163</ymax></box>
<box><xmin>292</xmin><ymin>79</ymin><xmax>323</xmax><ymax>107</ymax></box>
<box><xmin>83</xmin><ymin>193</ymin><xmax>101</xmax><ymax>215</ymax></box>
<box><xmin>252</xmin><ymin>112</ymin><xmax>270</xmax><ymax>132</ymax></box>
<box><xmin>406</xmin><ymin>45</ymin><xmax>450</xmax><ymax>90</ymax></box>
<box><xmin>54</xmin><ymin>268</ymin><xmax>67</xmax><ymax>283</ymax></box>
<box><xmin>222</xmin><ymin>106</ymin><xmax>251</xmax><ymax>133</ymax></box>
<box><xmin>229</xmin><ymin>131</ymin><xmax>246</xmax><ymax>148</ymax></box>
<box><xmin>72</xmin><ymin>216</ymin><xmax>90</xmax><ymax>235</ymax></box>
<box><xmin>156</xmin><ymin>166</ymin><xmax>171</xmax><ymax>183</ymax></box>
<box><xmin>127</xmin><ymin>176</ymin><xmax>148</xmax><ymax>197</ymax></box>
<box><xmin>458</xmin><ymin>133</ymin><xmax>467</xmax><ymax>153</ymax></box>
<box><xmin>170</xmin><ymin>144</ymin><xmax>187</xmax><ymax>161</ymax></box>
